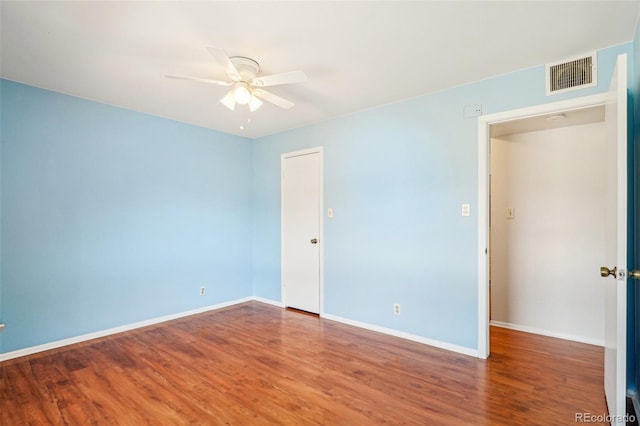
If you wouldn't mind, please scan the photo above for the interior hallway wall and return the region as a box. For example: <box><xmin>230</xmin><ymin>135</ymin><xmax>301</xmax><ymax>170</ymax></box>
<box><xmin>490</xmin><ymin>123</ymin><xmax>606</xmax><ymax>345</ymax></box>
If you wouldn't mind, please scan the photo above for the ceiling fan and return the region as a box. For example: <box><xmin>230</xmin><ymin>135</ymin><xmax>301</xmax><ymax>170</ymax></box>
<box><xmin>166</xmin><ymin>47</ymin><xmax>307</xmax><ymax>112</ymax></box>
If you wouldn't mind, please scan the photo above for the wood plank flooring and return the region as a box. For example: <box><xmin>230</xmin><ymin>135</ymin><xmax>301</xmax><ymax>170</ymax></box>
<box><xmin>1</xmin><ymin>302</ymin><xmax>608</xmax><ymax>425</ymax></box>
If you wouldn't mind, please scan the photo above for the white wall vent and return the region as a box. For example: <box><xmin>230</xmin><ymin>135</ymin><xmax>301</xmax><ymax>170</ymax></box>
<box><xmin>545</xmin><ymin>52</ymin><xmax>597</xmax><ymax>95</ymax></box>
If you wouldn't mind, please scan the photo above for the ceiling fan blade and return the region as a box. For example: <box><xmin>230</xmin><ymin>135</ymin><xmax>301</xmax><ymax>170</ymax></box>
<box><xmin>252</xmin><ymin>70</ymin><xmax>307</xmax><ymax>87</ymax></box>
<box><xmin>253</xmin><ymin>89</ymin><xmax>295</xmax><ymax>109</ymax></box>
<box><xmin>165</xmin><ymin>74</ymin><xmax>231</xmax><ymax>86</ymax></box>
<box><xmin>206</xmin><ymin>47</ymin><xmax>241</xmax><ymax>81</ymax></box>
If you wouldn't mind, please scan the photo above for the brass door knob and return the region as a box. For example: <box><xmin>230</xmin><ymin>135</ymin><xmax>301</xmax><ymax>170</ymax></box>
<box><xmin>600</xmin><ymin>266</ymin><xmax>617</xmax><ymax>278</ymax></box>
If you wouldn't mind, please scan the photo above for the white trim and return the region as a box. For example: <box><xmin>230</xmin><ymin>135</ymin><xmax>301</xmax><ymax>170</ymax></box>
<box><xmin>477</xmin><ymin>115</ymin><xmax>490</xmax><ymax>359</ymax></box>
<box><xmin>280</xmin><ymin>146</ymin><xmax>324</xmax><ymax>314</ymax></box>
<box><xmin>322</xmin><ymin>313</ymin><xmax>478</xmax><ymax>358</ymax></box>
<box><xmin>0</xmin><ymin>297</ymin><xmax>253</xmax><ymax>362</ymax></box>
<box><xmin>252</xmin><ymin>296</ymin><xmax>285</xmax><ymax>308</ymax></box>
<box><xmin>477</xmin><ymin>93</ymin><xmax>607</xmax><ymax>359</ymax></box>
<box><xmin>2</xmin><ymin>298</ymin><xmax>478</xmax><ymax>363</ymax></box>
<box><xmin>490</xmin><ymin>320</ymin><xmax>604</xmax><ymax>347</ymax></box>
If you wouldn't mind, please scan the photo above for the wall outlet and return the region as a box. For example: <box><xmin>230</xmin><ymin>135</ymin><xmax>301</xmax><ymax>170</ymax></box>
<box><xmin>393</xmin><ymin>303</ymin><xmax>401</xmax><ymax>315</ymax></box>
<box><xmin>199</xmin><ymin>286</ymin><xmax>206</xmax><ymax>296</ymax></box>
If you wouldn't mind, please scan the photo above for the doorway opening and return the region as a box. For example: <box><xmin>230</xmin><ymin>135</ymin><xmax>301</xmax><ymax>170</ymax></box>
<box><xmin>477</xmin><ymin>94</ymin><xmax>608</xmax><ymax>358</ymax></box>
<box><xmin>489</xmin><ymin>106</ymin><xmax>605</xmax><ymax>346</ymax></box>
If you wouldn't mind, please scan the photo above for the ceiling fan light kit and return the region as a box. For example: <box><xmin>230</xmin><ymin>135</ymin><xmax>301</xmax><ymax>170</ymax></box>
<box><xmin>166</xmin><ymin>47</ymin><xmax>307</xmax><ymax>113</ymax></box>
<box><xmin>233</xmin><ymin>83</ymin><xmax>252</xmax><ymax>105</ymax></box>
<box><xmin>220</xmin><ymin>89</ymin><xmax>237</xmax><ymax>111</ymax></box>
<box><xmin>220</xmin><ymin>82</ymin><xmax>263</xmax><ymax>112</ymax></box>
<box><xmin>248</xmin><ymin>95</ymin><xmax>263</xmax><ymax>112</ymax></box>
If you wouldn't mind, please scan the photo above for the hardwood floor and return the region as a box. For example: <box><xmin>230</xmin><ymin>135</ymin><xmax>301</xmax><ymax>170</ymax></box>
<box><xmin>1</xmin><ymin>302</ymin><xmax>608</xmax><ymax>425</ymax></box>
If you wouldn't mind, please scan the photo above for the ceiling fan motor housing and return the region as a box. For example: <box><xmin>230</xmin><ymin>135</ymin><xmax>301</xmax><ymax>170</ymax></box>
<box><xmin>229</xmin><ymin>56</ymin><xmax>260</xmax><ymax>82</ymax></box>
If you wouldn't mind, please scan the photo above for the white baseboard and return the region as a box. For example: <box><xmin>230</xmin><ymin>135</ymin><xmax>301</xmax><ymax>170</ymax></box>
<box><xmin>321</xmin><ymin>313</ymin><xmax>478</xmax><ymax>358</ymax></box>
<box><xmin>1</xmin><ymin>297</ymin><xmax>478</xmax><ymax>362</ymax></box>
<box><xmin>0</xmin><ymin>297</ymin><xmax>254</xmax><ymax>362</ymax></box>
<box><xmin>252</xmin><ymin>296</ymin><xmax>284</xmax><ymax>308</ymax></box>
<box><xmin>490</xmin><ymin>320</ymin><xmax>604</xmax><ymax>347</ymax></box>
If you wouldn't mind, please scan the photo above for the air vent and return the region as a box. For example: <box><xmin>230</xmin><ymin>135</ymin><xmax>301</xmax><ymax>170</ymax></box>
<box><xmin>546</xmin><ymin>53</ymin><xmax>597</xmax><ymax>95</ymax></box>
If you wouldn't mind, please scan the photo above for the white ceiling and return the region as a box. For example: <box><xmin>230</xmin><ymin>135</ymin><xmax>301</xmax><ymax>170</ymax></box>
<box><xmin>1</xmin><ymin>1</ymin><xmax>639</xmax><ymax>139</ymax></box>
<box><xmin>491</xmin><ymin>106</ymin><xmax>605</xmax><ymax>138</ymax></box>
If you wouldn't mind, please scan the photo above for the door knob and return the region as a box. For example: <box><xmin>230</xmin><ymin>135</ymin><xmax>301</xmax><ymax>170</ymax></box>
<box><xmin>630</xmin><ymin>270</ymin><xmax>640</xmax><ymax>280</ymax></box>
<box><xmin>310</xmin><ymin>238</ymin><xmax>318</xmax><ymax>244</ymax></box>
<box><xmin>600</xmin><ymin>266</ymin><xmax>617</xmax><ymax>278</ymax></box>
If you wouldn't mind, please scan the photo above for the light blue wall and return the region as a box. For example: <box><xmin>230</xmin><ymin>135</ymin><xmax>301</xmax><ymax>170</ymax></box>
<box><xmin>0</xmin><ymin>80</ymin><xmax>253</xmax><ymax>353</ymax></box>
<box><xmin>252</xmin><ymin>43</ymin><xmax>633</xmax><ymax>350</ymax></box>
<box><xmin>1</xmin><ymin>42</ymin><xmax>634</xmax><ymax>356</ymax></box>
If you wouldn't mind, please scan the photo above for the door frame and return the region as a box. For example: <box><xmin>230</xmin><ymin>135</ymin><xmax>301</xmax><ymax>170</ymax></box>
<box><xmin>477</xmin><ymin>94</ymin><xmax>607</xmax><ymax>359</ymax></box>
<box><xmin>281</xmin><ymin>146</ymin><xmax>324</xmax><ymax>314</ymax></box>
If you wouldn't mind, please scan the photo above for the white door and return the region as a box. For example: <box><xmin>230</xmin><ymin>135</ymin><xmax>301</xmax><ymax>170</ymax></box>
<box><xmin>603</xmin><ymin>53</ymin><xmax>627</xmax><ymax>425</ymax></box>
<box><xmin>282</xmin><ymin>149</ymin><xmax>321</xmax><ymax>313</ymax></box>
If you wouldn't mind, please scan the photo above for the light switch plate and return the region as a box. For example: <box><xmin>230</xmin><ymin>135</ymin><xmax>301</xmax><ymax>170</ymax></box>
<box><xmin>327</xmin><ymin>208</ymin><xmax>333</xmax><ymax>218</ymax></box>
<box><xmin>463</xmin><ymin>104</ymin><xmax>482</xmax><ymax>119</ymax></box>
<box><xmin>506</xmin><ymin>208</ymin><xmax>515</xmax><ymax>219</ymax></box>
